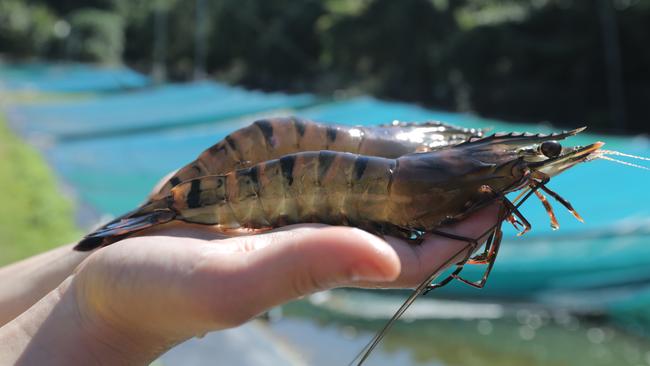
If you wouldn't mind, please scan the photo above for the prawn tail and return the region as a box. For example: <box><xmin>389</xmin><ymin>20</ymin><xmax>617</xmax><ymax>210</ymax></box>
<box><xmin>74</xmin><ymin>200</ymin><xmax>177</xmax><ymax>251</ymax></box>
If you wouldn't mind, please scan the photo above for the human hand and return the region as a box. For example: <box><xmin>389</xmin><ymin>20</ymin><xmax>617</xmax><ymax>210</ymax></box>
<box><xmin>48</xmin><ymin>203</ymin><xmax>498</xmax><ymax>365</ymax></box>
<box><xmin>0</xmin><ymin>165</ymin><xmax>498</xmax><ymax>365</ymax></box>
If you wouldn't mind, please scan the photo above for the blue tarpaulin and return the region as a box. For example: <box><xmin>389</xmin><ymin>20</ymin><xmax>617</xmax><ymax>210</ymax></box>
<box><xmin>0</xmin><ymin>62</ymin><xmax>149</xmax><ymax>93</ymax></box>
<box><xmin>7</xmin><ymin>81</ymin><xmax>317</xmax><ymax>140</ymax></box>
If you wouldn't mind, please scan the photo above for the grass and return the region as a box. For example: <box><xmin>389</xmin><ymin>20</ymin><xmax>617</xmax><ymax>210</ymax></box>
<box><xmin>1</xmin><ymin>91</ymin><xmax>94</xmax><ymax>104</ymax></box>
<box><xmin>0</xmin><ymin>113</ymin><xmax>81</xmax><ymax>265</ymax></box>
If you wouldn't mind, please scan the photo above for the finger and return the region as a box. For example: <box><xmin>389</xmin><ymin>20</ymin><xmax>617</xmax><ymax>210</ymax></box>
<box><xmin>140</xmin><ymin>203</ymin><xmax>499</xmax><ymax>291</ymax></box>
<box><xmin>194</xmin><ymin>226</ymin><xmax>401</xmax><ymax>322</ymax></box>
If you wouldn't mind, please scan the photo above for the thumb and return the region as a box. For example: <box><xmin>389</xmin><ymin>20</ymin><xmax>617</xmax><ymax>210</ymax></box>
<box><xmin>235</xmin><ymin>226</ymin><xmax>401</xmax><ymax>314</ymax></box>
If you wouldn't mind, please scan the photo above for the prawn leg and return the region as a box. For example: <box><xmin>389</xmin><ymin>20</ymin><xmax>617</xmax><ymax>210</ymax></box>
<box><xmin>501</xmin><ymin>194</ymin><xmax>532</xmax><ymax>235</ymax></box>
<box><xmin>534</xmin><ymin>190</ymin><xmax>560</xmax><ymax>229</ymax></box>
<box><xmin>539</xmin><ymin>184</ymin><xmax>585</xmax><ymax>222</ymax></box>
<box><xmin>455</xmin><ymin>225</ymin><xmax>503</xmax><ymax>288</ymax></box>
<box><xmin>424</xmin><ymin>186</ymin><xmax>527</xmax><ymax>291</ymax></box>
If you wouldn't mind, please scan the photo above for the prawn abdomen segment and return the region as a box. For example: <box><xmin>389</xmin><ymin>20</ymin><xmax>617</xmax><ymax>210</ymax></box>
<box><xmin>172</xmin><ymin>151</ymin><xmax>396</xmax><ymax>231</ymax></box>
<box><xmin>155</xmin><ymin>118</ymin><xmax>483</xmax><ymax>198</ymax></box>
<box><xmin>171</xmin><ymin>175</ymin><xmax>241</xmax><ymax>227</ymax></box>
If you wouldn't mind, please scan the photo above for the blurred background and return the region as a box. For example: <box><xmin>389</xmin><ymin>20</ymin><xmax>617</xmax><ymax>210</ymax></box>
<box><xmin>1</xmin><ymin>0</ymin><xmax>650</xmax><ymax>365</ymax></box>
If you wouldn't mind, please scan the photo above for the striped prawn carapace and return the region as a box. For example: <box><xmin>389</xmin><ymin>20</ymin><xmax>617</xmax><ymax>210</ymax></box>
<box><xmin>76</xmin><ymin>126</ymin><xmax>602</xmax><ymax>254</ymax></box>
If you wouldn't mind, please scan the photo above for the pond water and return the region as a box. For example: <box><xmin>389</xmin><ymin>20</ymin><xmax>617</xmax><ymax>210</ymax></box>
<box><xmin>271</xmin><ymin>295</ymin><xmax>650</xmax><ymax>366</ymax></box>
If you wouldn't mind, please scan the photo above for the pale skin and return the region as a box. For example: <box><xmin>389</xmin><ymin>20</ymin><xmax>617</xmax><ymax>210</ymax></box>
<box><xmin>0</xmin><ymin>196</ymin><xmax>498</xmax><ymax>365</ymax></box>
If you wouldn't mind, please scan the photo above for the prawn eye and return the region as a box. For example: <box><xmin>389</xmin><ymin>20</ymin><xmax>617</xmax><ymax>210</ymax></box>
<box><xmin>540</xmin><ymin>140</ymin><xmax>562</xmax><ymax>158</ymax></box>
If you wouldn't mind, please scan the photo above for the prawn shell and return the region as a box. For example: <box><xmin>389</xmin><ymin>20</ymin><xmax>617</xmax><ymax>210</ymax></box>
<box><xmin>156</xmin><ymin>118</ymin><xmax>482</xmax><ymax>198</ymax></box>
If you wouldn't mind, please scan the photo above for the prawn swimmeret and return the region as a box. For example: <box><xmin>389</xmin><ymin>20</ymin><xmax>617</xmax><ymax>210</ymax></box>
<box><xmin>75</xmin><ymin>117</ymin><xmax>633</xmax><ymax>365</ymax></box>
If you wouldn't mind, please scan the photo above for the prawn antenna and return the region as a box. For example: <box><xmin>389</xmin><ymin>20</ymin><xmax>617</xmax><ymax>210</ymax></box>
<box><xmin>599</xmin><ymin>149</ymin><xmax>650</xmax><ymax>161</ymax></box>
<box><xmin>593</xmin><ymin>149</ymin><xmax>650</xmax><ymax>171</ymax></box>
<box><xmin>347</xmin><ymin>243</ymin><xmax>472</xmax><ymax>366</ymax></box>
<box><xmin>598</xmin><ymin>155</ymin><xmax>650</xmax><ymax>171</ymax></box>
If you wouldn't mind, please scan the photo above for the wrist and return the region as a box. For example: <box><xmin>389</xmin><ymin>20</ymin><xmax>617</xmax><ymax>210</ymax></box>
<box><xmin>0</xmin><ymin>276</ymin><xmax>167</xmax><ymax>366</ymax></box>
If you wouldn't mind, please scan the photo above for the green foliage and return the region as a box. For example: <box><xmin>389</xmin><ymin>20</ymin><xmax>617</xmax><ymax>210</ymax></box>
<box><xmin>111</xmin><ymin>0</ymin><xmax>158</xmax><ymax>72</ymax></box>
<box><xmin>449</xmin><ymin>3</ymin><xmax>609</xmax><ymax>125</ymax></box>
<box><xmin>325</xmin><ymin>0</ymin><xmax>457</xmax><ymax>102</ymax></box>
<box><xmin>40</xmin><ymin>0</ymin><xmax>115</xmax><ymax>15</ymax></box>
<box><xmin>67</xmin><ymin>8</ymin><xmax>124</xmax><ymax>63</ymax></box>
<box><xmin>206</xmin><ymin>0</ymin><xmax>325</xmax><ymax>89</ymax></box>
<box><xmin>0</xmin><ymin>115</ymin><xmax>81</xmax><ymax>265</ymax></box>
<box><xmin>2</xmin><ymin>0</ymin><xmax>650</xmax><ymax>133</ymax></box>
<box><xmin>0</xmin><ymin>0</ymin><xmax>58</xmax><ymax>57</ymax></box>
